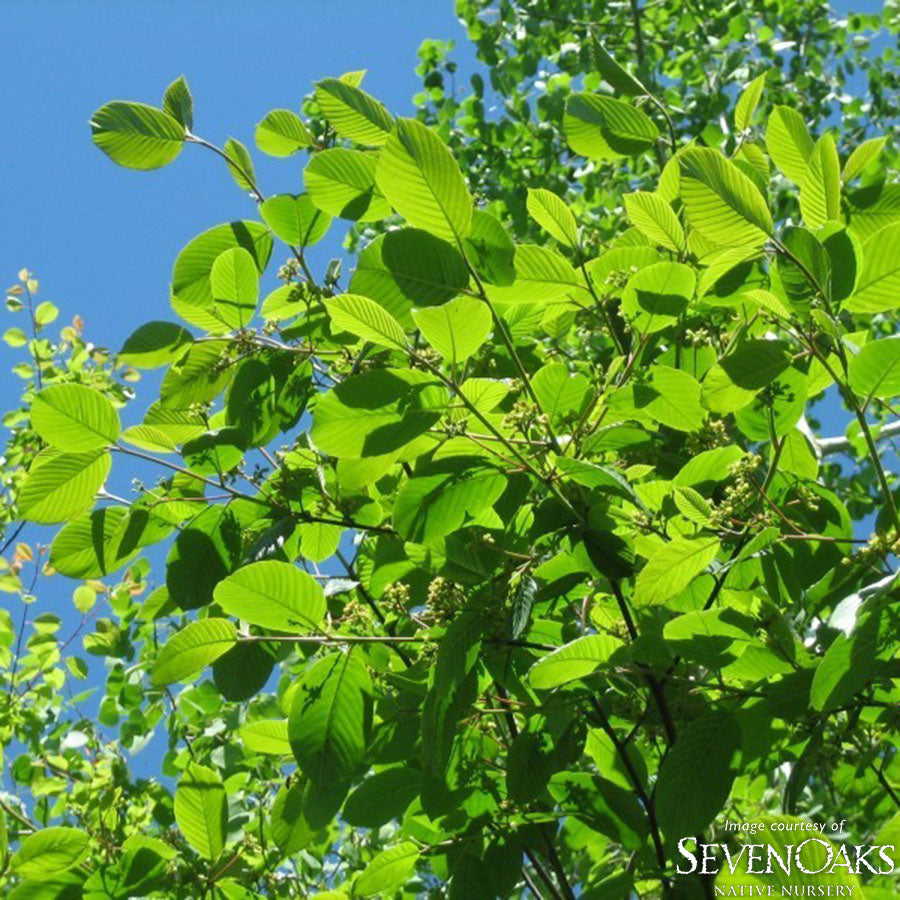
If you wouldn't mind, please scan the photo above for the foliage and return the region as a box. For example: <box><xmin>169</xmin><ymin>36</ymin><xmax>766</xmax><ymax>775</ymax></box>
<box><xmin>3</xmin><ymin>3</ymin><xmax>900</xmax><ymax>898</ymax></box>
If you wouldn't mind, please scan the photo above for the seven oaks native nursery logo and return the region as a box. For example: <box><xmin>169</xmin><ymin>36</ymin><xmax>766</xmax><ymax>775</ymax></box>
<box><xmin>677</xmin><ymin>819</ymin><xmax>896</xmax><ymax>896</ymax></box>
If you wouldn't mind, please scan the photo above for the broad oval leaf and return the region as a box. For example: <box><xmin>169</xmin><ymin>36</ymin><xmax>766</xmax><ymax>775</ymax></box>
<box><xmin>31</xmin><ymin>384</ymin><xmax>120</xmax><ymax>451</ymax></box>
<box><xmin>845</xmin><ymin>222</ymin><xmax>900</xmax><ymax>313</ymax></box>
<box><xmin>210</xmin><ymin>247</ymin><xmax>259</xmax><ymax>329</ymax></box>
<box><xmin>412</xmin><ymin>296</ymin><xmax>492</xmax><ymax>364</ymax></box>
<box><xmin>526</xmin><ymin>188</ymin><xmax>579</xmax><ymax>248</ymax></box>
<box><xmin>151</xmin><ymin>618</ymin><xmax>237</xmax><ymax>685</ymax></box>
<box><xmin>213</xmin><ymin>560</ymin><xmax>326</xmax><ymax>633</ymax></box>
<box><xmin>288</xmin><ymin>650</ymin><xmax>372</xmax><ymax>783</ymax></box>
<box><xmin>355</xmin><ymin>842</ymin><xmax>420</xmax><ymax>898</ymax></box>
<box><xmin>679</xmin><ymin>148</ymin><xmax>773</xmax><ymax>247</ymax></box>
<box><xmin>304</xmin><ymin>148</ymin><xmax>391</xmax><ymax>221</ymax></box>
<box><xmin>11</xmin><ymin>827</ymin><xmax>90</xmax><ymax>879</ymax></box>
<box><xmin>254</xmin><ymin>109</ymin><xmax>312</xmax><ymax>156</ymax></box>
<box><xmin>375</xmin><ymin>118</ymin><xmax>473</xmax><ymax>243</ymax></box>
<box><xmin>327</xmin><ymin>293</ymin><xmax>407</xmax><ymax>348</ymax></box>
<box><xmin>91</xmin><ymin>101</ymin><xmax>184</xmax><ymax>169</ymax></box>
<box><xmin>564</xmin><ymin>92</ymin><xmax>659</xmax><ymax>159</ymax></box>
<box><xmin>848</xmin><ymin>336</ymin><xmax>900</xmax><ymax>400</ymax></box>
<box><xmin>393</xmin><ymin>460</ymin><xmax>507</xmax><ymax>543</ymax></box>
<box><xmin>655</xmin><ymin>711</ymin><xmax>740</xmax><ymax>838</ymax></box>
<box><xmin>311</xmin><ymin>368</ymin><xmax>445</xmax><ymax>458</ymax></box>
<box><xmin>528</xmin><ymin>634</ymin><xmax>624</xmax><ymax>689</ymax></box>
<box><xmin>118</xmin><ymin>320</ymin><xmax>192</xmax><ymax>369</ymax></box>
<box><xmin>633</xmin><ymin>535</ymin><xmax>720</xmax><ymax>607</ymax></box>
<box><xmin>765</xmin><ymin>105</ymin><xmax>814</xmax><ymax>184</ymax></box>
<box><xmin>174</xmin><ymin>763</ymin><xmax>227</xmax><ymax>860</ymax></box>
<box><xmin>348</xmin><ymin>228</ymin><xmax>469</xmax><ymax>329</ymax></box>
<box><xmin>800</xmin><ymin>134</ymin><xmax>841</xmax><ymax>227</ymax></box>
<box><xmin>260</xmin><ymin>193</ymin><xmax>331</xmax><ymax>248</ymax></box>
<box><xmin>314</xmin><ymin>78</ymin><xmax>393</xmax><ymax>146</ymax></box>
<box><xmin>624</xmin><ymin>191</ymin><xmax>686</xmax><ymax>253</ymax></box>
<box><xmin>239</xmin><ymin>719</ymin><xmax>291</xmax><ymax>755</ymax></box>
<box><xmin>621</xmin><ymin>261</ymin><xmax>695</xmax><ymax>334</ymax></box>
<box><xmin>18</xmin><ymin>449</ymin><xmax>111</xmax><ymax>524</ymax></box>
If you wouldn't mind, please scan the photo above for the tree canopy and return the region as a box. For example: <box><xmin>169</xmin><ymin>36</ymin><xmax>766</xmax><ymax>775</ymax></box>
<box><xmin>2</xmin><ymin>1</ymin><xmax>900</xmax><ymax>898</ymax></box>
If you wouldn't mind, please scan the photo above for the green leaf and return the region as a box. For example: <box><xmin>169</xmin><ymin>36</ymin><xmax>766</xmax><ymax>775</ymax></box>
<box><xmin>655</xmin><ymin>711</ymin><xmax>740</xmax><ymax>838</ymax></box>
<box><xmin>166</xmin><ymin>504</ymin><xmax>241</xmax><ymax>609</ymax></box>
<box><xmin>213</xmin><ymin>561</ymin><xmax>325</xmax><ymax>633</ymax></box>
<box><xmin>810</xmin><ymin>606</ymin><xmax>880</xmax><ymax>712</ymax></box>
<box><xmin>31</xmin><ymin>384</ymin><xmax>120</xmax><ymax>451</ymax></box>
<box><xmin>674</xmin><ymin>485</ymin><xmax>713</xmax><ymax>524</ymax></box>
<box><xmin>734</xmin><ymin>72</ymin><xmax>766</xmax><ymax>131</ymax></box>
<box><xmin>327</xmin><ymin>293</ymin><xmax>407</xmax><ymax>348</ymax></box>
<box><xmin>348</xmin><ymin>229</ymin><xmax>469</xmax><ymax>328</ymax></box>
<box><xmin>304</xmin><ymin>148</ymin><xmax>391</xmax><ymax>221</ymax></box>
<box><xmin>678</xmin><ymin>147</ymin><xmax>773</xmax><ymax>247</ymax></box>
<box><xmin>617</xmin><ymin>365</ymin><xmax>705</xmax><ymax>432</ymax></box>
<box><xmin>11</xmin><ymin>827</ymin><xmax>90</xmax><ymax>879</ymax></box>
<box><xmin>151</xmin><ymin>618</ymin><xmax>237</xmax><ymax>685</ymax></box>
<box><xmin>91</xmin><ymin>101</ymin><xmax>184</xmax><ymax>169</ymax></box>
<box><xmin>531</xmin><ymin>363</ymin><xmax>592</xmax><ymax>421</ymax></box>
<box><xmin>564</xmin><ymin>92</ymin><xmax>659</xmax><ymax>159</ymax></box>
<box><xmin>623</xmin><ymin>191</ymin><xmax>686</xmax><ymax>252</ymax></box>
<box><xmin>842</xmin><ymin>136</ymin><xmax>887</xmax><ymax>183</ymax></box>
<box><xmin>421</xmin><ymin>613</ymin><xmax>481</xmax><ymax>783</ymax></box>
<box><xmin>845</xmin><ymin>222</ymin><xmax>900</xmax><ymax>313</ymax></box>
<box><xmin>590</xmin><ymin>35</ymin><xmax>647</xmax><ymax>97</ymax></box>
<box><xmin>174</xmin><ymin>763</ymin><xmax>227</xmax><ymax>860</ymax></box>
<box><xmin>848</xmin><ymin>337</ymin><xmax>900</xmax><ymax>400</ymax></box>
<box><xmin>119</xmin><ymin>321</ymin><xmax>192</xmax><ymax>369</ymax></box>
<box><xmin>412</xmin><ymin>296</ymin><xmax>492</xmax><ymax>364</ymax></box>
<box><xmin>765</xmin><ymin>105</ymin><xmax>814</xmax><ymax>183</ymax></box>
<box><xmin>223</xmin><ymin>137</ymin><xmax>256</xmax><ymax>193</ymax></box>
<box><xmin>288</xmin><ymin>650</ymin><xmax>372</xmax><ymax>783</ymax></box>
<box><xmin>314</xmin><ymin>78</ymin><xmax>393</xmax><ymax>146</ymax></box>
<box><xmin>163</xmin><ymin>75</ymin><xmax>193</xmax><ymax>129</ymax></box>
<box><xmin>633</xmin><ymin>535</ymin><xmax>720</xmax><ymax>607</ymax></box>
<box><xmin>393</xmin><ymin>460</ymin><xmax>507</xmax><ymax>542</ymax></box>
<box><xmin>49</xmin><ymin>507</ymin><xmax>156</xmax><ymax>578</ymax></box>
<box><xmin>171</xmin><ymin>220</ymin><xmax>272</xmax><ymax>318</ymax></box>
<box><xmin>506</xmin><ymin>730</ymin><xmax>555</xmax><ymax>802</ymax></box>
<box><xmin>18</xmin><ymin>450</ymin><xmax>111</xmax><ymax>524</ymax></box>
<box><xmin>239</xmin><ymin>719</ymin><xmax>291</xmax><ymax>755</ymax></box>
<box><xmin>355</xmin><ymin>842</ymin><xmax>419</xmax><ymax>897</ymax></box>
<box><xmin>463</xmin><ymin>210</ymin><xmax>516</xmax><ymax>286</ymax></box>
<box><xmin>528</xmin><ymin>634</ymin><xmax>624</xmax><ymax>689</ymax></box>
<box><xmin>375</xmin><ymin>118</ymin><xmax>473</xmax><ymax>243</ymax></box>
<box><xmin>254</xmin><ymin>109</ymin><xmax>312</xmax><ymax>156</ymax></box>
<box><xmin>621</xmin><ymin>261</ymin><xmax>695</xmax><ymax>334</ymax></box>
<box><xmin>526</xmin><ymin>188</ymin><xmax>579</xmax><ymax>248</ymax></box>
<box><xmin>210</xmin><ymin>247</ymin><xmax>259</xmax><ymax>329</ymax></box>
<box><xmin>260</xmin><ymin>193</ymin><xmax>331</xmax><ymax>248</ymax></box>
<box><xmin>701</xmin><ymin>339</ymin><xmax>791</xmax><ymax>413</ymax></box>
<box><xmin>486</xmin><ymin>244</ymin><xmax>586</xmax><ymax>306</ymax></box>
<box><xmin>311</xmin><ymin>368</ymin><xmax>445</xmax><ymax>458</ymax></box>
<box><xmin>159</xmin><ymin>341</ymin><xmax>232</xmax><ymax>408</ymax></box>
<box><xmin>800</xmin><ymin>134</ymin><xmax>841</xmax><ymax>227</ymax></box>
<box><xmin>214</xmin><ymin>640</ymin><xmax>276</xmax><ymax>703</ymax></box>
<box><xmin>270</xmin><ymin>782</ymin><xmax>316</xmax><ymax>855</ymax></box>
<box><xmin>343</xmin><ymin>767</ymin><xmax>422</xmax><ymax>828</ymax></box>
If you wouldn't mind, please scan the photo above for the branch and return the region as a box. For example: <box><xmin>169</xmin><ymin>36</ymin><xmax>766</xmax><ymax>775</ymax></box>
<box><xmin>816</xmin><ymin>420</ymin><xmax>900</xmax><ymax>457</ymax></box>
